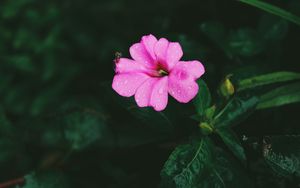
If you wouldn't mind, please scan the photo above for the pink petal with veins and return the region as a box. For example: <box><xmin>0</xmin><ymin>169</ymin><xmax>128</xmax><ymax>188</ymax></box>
<box><xmin>115</xmin><ymin>58</ymin><xmax>148</xmax><ymax>74</ymax></box>
<box><xmin>150</xmin><ymin>77</ymin><xmax>168</xmax><ymax>111</ymax></box>
<box><xmin>168</xmin><ymin>61</ymin><xmax>201</xmax><ymax>103</ymax></box>
<box><xmin>154</xmin><ymin>38</ymin><xmax>169</xmax><ymax>69</ymax></box>
<box><xmin>135</xmin><ymin>78</ymin><xmax>158</xmax><ymax>107</ymax></box>
<box><xmin>112</xmin><ymin>73</ymin><xmax>149</xmax><ymax>97</ymax></box>
<box><xmin>166</xmin><ymin>42</ymin><xmax>183</xmax><ymax>70</ymax></box>
<box><xmin>129</xmin><ymin>43</ymin><xmax>155</xmax><ymax>68</ymax></box>
<box><xmin>141</xmin><ymin>34</ymin><xmax>158</xmax><ymax>61</ymax></box>
<box><xmin>172</xmin><ymin>60</ymin><xmax>205</xmax><ymax>79</ymax></box>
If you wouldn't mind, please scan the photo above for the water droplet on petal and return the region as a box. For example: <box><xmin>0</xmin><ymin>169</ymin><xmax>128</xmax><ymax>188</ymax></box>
<box><xmin>158</xmin><ymin>87</ymin><xmax>164</xmax><ymax>94</ymax></box>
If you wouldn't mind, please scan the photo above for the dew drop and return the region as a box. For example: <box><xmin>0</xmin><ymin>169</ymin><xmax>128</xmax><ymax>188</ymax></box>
<box><xmin>158</xmin><ymin>87</ymin><xmax>164</xmax><ymax>94</ymax></box>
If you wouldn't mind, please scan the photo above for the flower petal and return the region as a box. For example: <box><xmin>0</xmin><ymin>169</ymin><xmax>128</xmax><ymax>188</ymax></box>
<box><xmin>166</xmin><ymin>42</ymin><xmax>183</xmax><ymax>69</ymax></box>
<box><xmin>154</xmin><ymin>38</ymin><xmax>169</xmax><ymax>68</ymax></box>
<box><xmin>154</xmin><ymin>39</ymin><xmax>183</xmax><ymax>70</ymax></box>
<box><xmin>129</xmin><ymin>43</ymin><xmax>154</xmax><ymax>68</ymax></box>
<box><xmin>141</xmin><ymin>34</ymin><xmax>157</xmax><ymax>60</ymax></box>
<box><xmin>112</xmin><ymin>73</ymin><xmax>149</xmax><ymax>97</ymax></box>
<box><xmin>150</xmin><ymin>77</ymin><xmax>168</xmax><ymax>111</ymax></box>
<box><xmin>168</xmin><ymin>68</ymin><xmax>199</xmax><ymax>103</ymax></box>
<box><xmin>135</xmin><ymin>78</ymin><xmax>157</xmax><ymax>107</ymax></box>
<box><xmin>171</xmin><ymin>60</ymin><xmax>205</xmax><ymax>79</ymax></box>
<box><xmin>115</xmin><ymin>58</ymin><xmax>145</xmax><ymax>73</ymax></box>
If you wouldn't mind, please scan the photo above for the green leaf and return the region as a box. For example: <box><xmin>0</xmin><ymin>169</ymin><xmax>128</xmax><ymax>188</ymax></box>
<box><xmin>110</xmin><ymin>82</ymin><xmax>174</xmax><ymax>132</ymax></box>
<box><xmin>160</xmin><ymin>138</ymin><xmax>213</xmax><ymax>188</ymax></box>
<box><xmin>262</xmin><ymin>135</ymin><xmax>300</xmax><ymax>177</ymax></box>
<box><xmin>0</xmin><ymin>138</ymin><xmax>18</xmax><ymax>165</ymax></box>
<box><xmin>63</xmin><ymin>111</ymin><xmax>107</xmax><ymax>151</ymax></box>
<box><xmin>200</xmin><ymin>22</ymin><xmax>232</xmax><ymax>57</ymax></box>
<box><xmin>257</xmin><ymin>82</ymin><xmax>300</xmax><ymax>109</ymax></box>
<box><xmin>199</xmin><ymin>122</ymin><xmax>214</xmax><ymax>135</ymax></box>
<box><xmin>213</xmin><ymin>96</ymin><xmax>259</xmax><ymax>128</ymax></box>
<box><xmin>2</xmin><ymin>0</ymin><xmax>34</xmax><ymax>19</ymax></box>
<box><xmin>216</xmin><ymin>128</ymin><xmax>246</xmax><ymax>162</ymax></box>
<box><xmin>258</xmin><ymin>15</ymin><xmax>289</xmax><ymax>41</ymax></box>
<box><xmin>237</xmin><ymin>71</ymin><xmax>300</xmax><ymax>91</ymax></box>
<box><xmin>127</xmin><ymin>106</ymin><xmax>173</xmax><ymax>130</ymax></box>
<box><xmin>39</xmin><ymin>107</ymin><xmax>165</xmax><ymax>150</ymax></box>
<box><xmin>30</xmin><ymin>83</ymin><xmax>65</xmax><ymax>116</ymax></box>
<box><xmin>0</xmin><ymin>109</ymin><xmax>14</xmax><ymax>136</ymax></box>
<box><xmin>7</xmin><ymin>56</ymin><xmax>35</xmax><ymax>72</ymax></box>
<box><xmin>200</xmin><ymin>22</ymin><xmax>226</xmax><ymax>48</ymax></box>
<box><xmin>238</xmin><ymin>0</ymin><xmax>300</xmax><ymax>26</ymax></box>
<box><xmin>21</xmin><ymin>171</ymin><xmax>69</xmax><ymax>188</ymax></box>
<box><xmin>193</xmin><ymin>80</ymin><xmax>211</xmax><ymax>116</ymax></box>
<box><xmin>197</xmin><ymin>148</ymin><xmax>253</xmax><ymax>188</ymax></box>
<box><xmin>204</xmin><ymin>105</ymin><xmax>216</xmax><ymax>120</ymax></box>
<box><xmin>228</xmin><ymin>28</ymin><xmax>263</xmax><ymax>57</ymax></box>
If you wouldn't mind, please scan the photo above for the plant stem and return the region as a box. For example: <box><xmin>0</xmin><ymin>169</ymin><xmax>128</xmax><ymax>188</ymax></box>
<box><xmin>0</xmin><ymin>177</ymin><xmax>24</xmax><ymax>188</ymax></box>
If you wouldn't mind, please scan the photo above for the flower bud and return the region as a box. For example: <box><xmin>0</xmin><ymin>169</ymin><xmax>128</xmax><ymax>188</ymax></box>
<box><xmin>204</xmin><ymin>105</ymin><xmax>216</xmax><ymax>120</ymax></box>
<box><xmin>220</xmin><ymin>75</ymin><xmax>235</xmax><ymax>98</ymax></box>
<box><xmin>199</xmin><ymin>122</ymin><xmax>213</xmax><ymax>135</ymax></box>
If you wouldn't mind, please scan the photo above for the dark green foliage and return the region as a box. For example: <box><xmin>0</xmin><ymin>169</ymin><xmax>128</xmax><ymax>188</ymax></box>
<box><xmin>161</xmin><ymin>139</ymin><xmax>253</xmax><ymax>188</ymax></box>
<box><xmin>228</xmin><ymin>28</ymin><xmax>264</xmax><ymax>57</ymax></box>
<box><xmin>193</xmin><ymin>79</ymin><xmax>211</xmax><ymax>117</ymax></box>
<box><xmin>20</xmin><ymin>171</ymin><xmax>69</xmax><ymax>188</ymax></box>
<box><xmin>160</xmin><ymin>138</ymin><xmax>213</xmax><ymax>188</ymax></box>
<box><xmin>213</xmin><ymin>96</ymin><xmax>259</xmax><ymax>128</ymax></box>
<box><xmin>0</xmin><ymin>138</ymin><xmax>18</xmax><ymax>165</ymax></box>
<box><xmin>197</xmin><ymin>148</ymin><xmax>253</xmax><ymax>188</ymax></box>
<box><xmin>238</xmin><ymin>0</ymin><xmax>300</xmax><ymax>25</ymax></box>
<box><xmin>262</xmin><ymin>135</ymin><xmax>300</xmax><ymax>177</ymax></box>
<box><xmin>237</xmin><ymin>71</ymin><xmax>300</xmax><ymax>91</ymax></box>
<box><xmin>216</xmin><ymin>128</ymin><xmax>246</xmax><ymax>162</ymax></box>
<box><xmin>257</xmin><ymin>82</ymin><xmax>300</xmax><ymax>109</ymax></box>
<box><xmin>63</xmin><ymin>111</ymin><xmax>106</xmax><ymax>151</ymax></box>
<box><xmin>0</xmin><ymin>0</ymin><xmax>299</xmax><ymax>187</ymax></box>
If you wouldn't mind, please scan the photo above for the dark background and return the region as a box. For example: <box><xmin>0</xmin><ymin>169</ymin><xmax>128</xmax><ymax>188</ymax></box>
<box><xmin>0</xmin><ymin>0</ymin><xmax>299</xmax><ymax>187</ymax></box>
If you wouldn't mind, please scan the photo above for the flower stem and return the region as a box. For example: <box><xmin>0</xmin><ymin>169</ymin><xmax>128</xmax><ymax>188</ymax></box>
<box><xmin>0</xmin><ymin>177</ymin><xmax>24</xmax><ymax>188</ymax></box>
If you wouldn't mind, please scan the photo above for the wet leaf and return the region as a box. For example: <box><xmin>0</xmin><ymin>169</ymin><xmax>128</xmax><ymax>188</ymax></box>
<box><xmin>238</xmin><ymin>0</ymin><xmax>300</xmax><ymax>26</ymax></box>
<box><xmin>216</xmin><ymin>128</ymin><xmax>246</xmax><ymax>162</ymax></box>
<box><xmin>213</xmin><ymin>96</ymin><xmax>259</xmax><ymax>128</ymax></box>
<box><xmin>257</xmin><ymin>82</ymin><xmax>300</xmax><ymax>109</ymax></box>
<box><xmin>238</xmin><ymin>71</ymin><xmax>300</xmax><ymax>91</ymax></box>
<box><xmin>193</xmin><ymin>80</ymin><xmax>211</xmax><ymax>116</ymax></box>
<box><xmin>262</xmin><ymin>135</ymin><xmax>300</xmax><ymax>177</ymax></box>
<box><xmin>160</xmin><ymin>138</ymin><xmax>213</xmax><ymax>188</ymax></box>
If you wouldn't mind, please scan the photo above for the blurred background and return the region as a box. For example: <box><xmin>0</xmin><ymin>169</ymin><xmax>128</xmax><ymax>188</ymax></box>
<box><xmin>0</xmin><ymin>0</ymin><xmax>299</xmax><ymax>187</ymax></box>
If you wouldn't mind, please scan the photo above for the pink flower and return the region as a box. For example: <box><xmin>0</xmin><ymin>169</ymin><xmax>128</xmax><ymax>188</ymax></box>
<box><xmin>112</xmin><ymin>34</ymin><xmax>205</xmax><ymax>111</ymax></box>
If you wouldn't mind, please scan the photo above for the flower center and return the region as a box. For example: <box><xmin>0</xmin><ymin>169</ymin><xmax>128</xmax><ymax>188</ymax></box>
<box><xmin>154</xmin><ymin>62</ymin><xmax>169</xmax><ymax>77</ymax></box>
<box><xmin>158</xmin><ymin>69</ymin><xmax>169</xmax><ymax>76</ymax></box>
